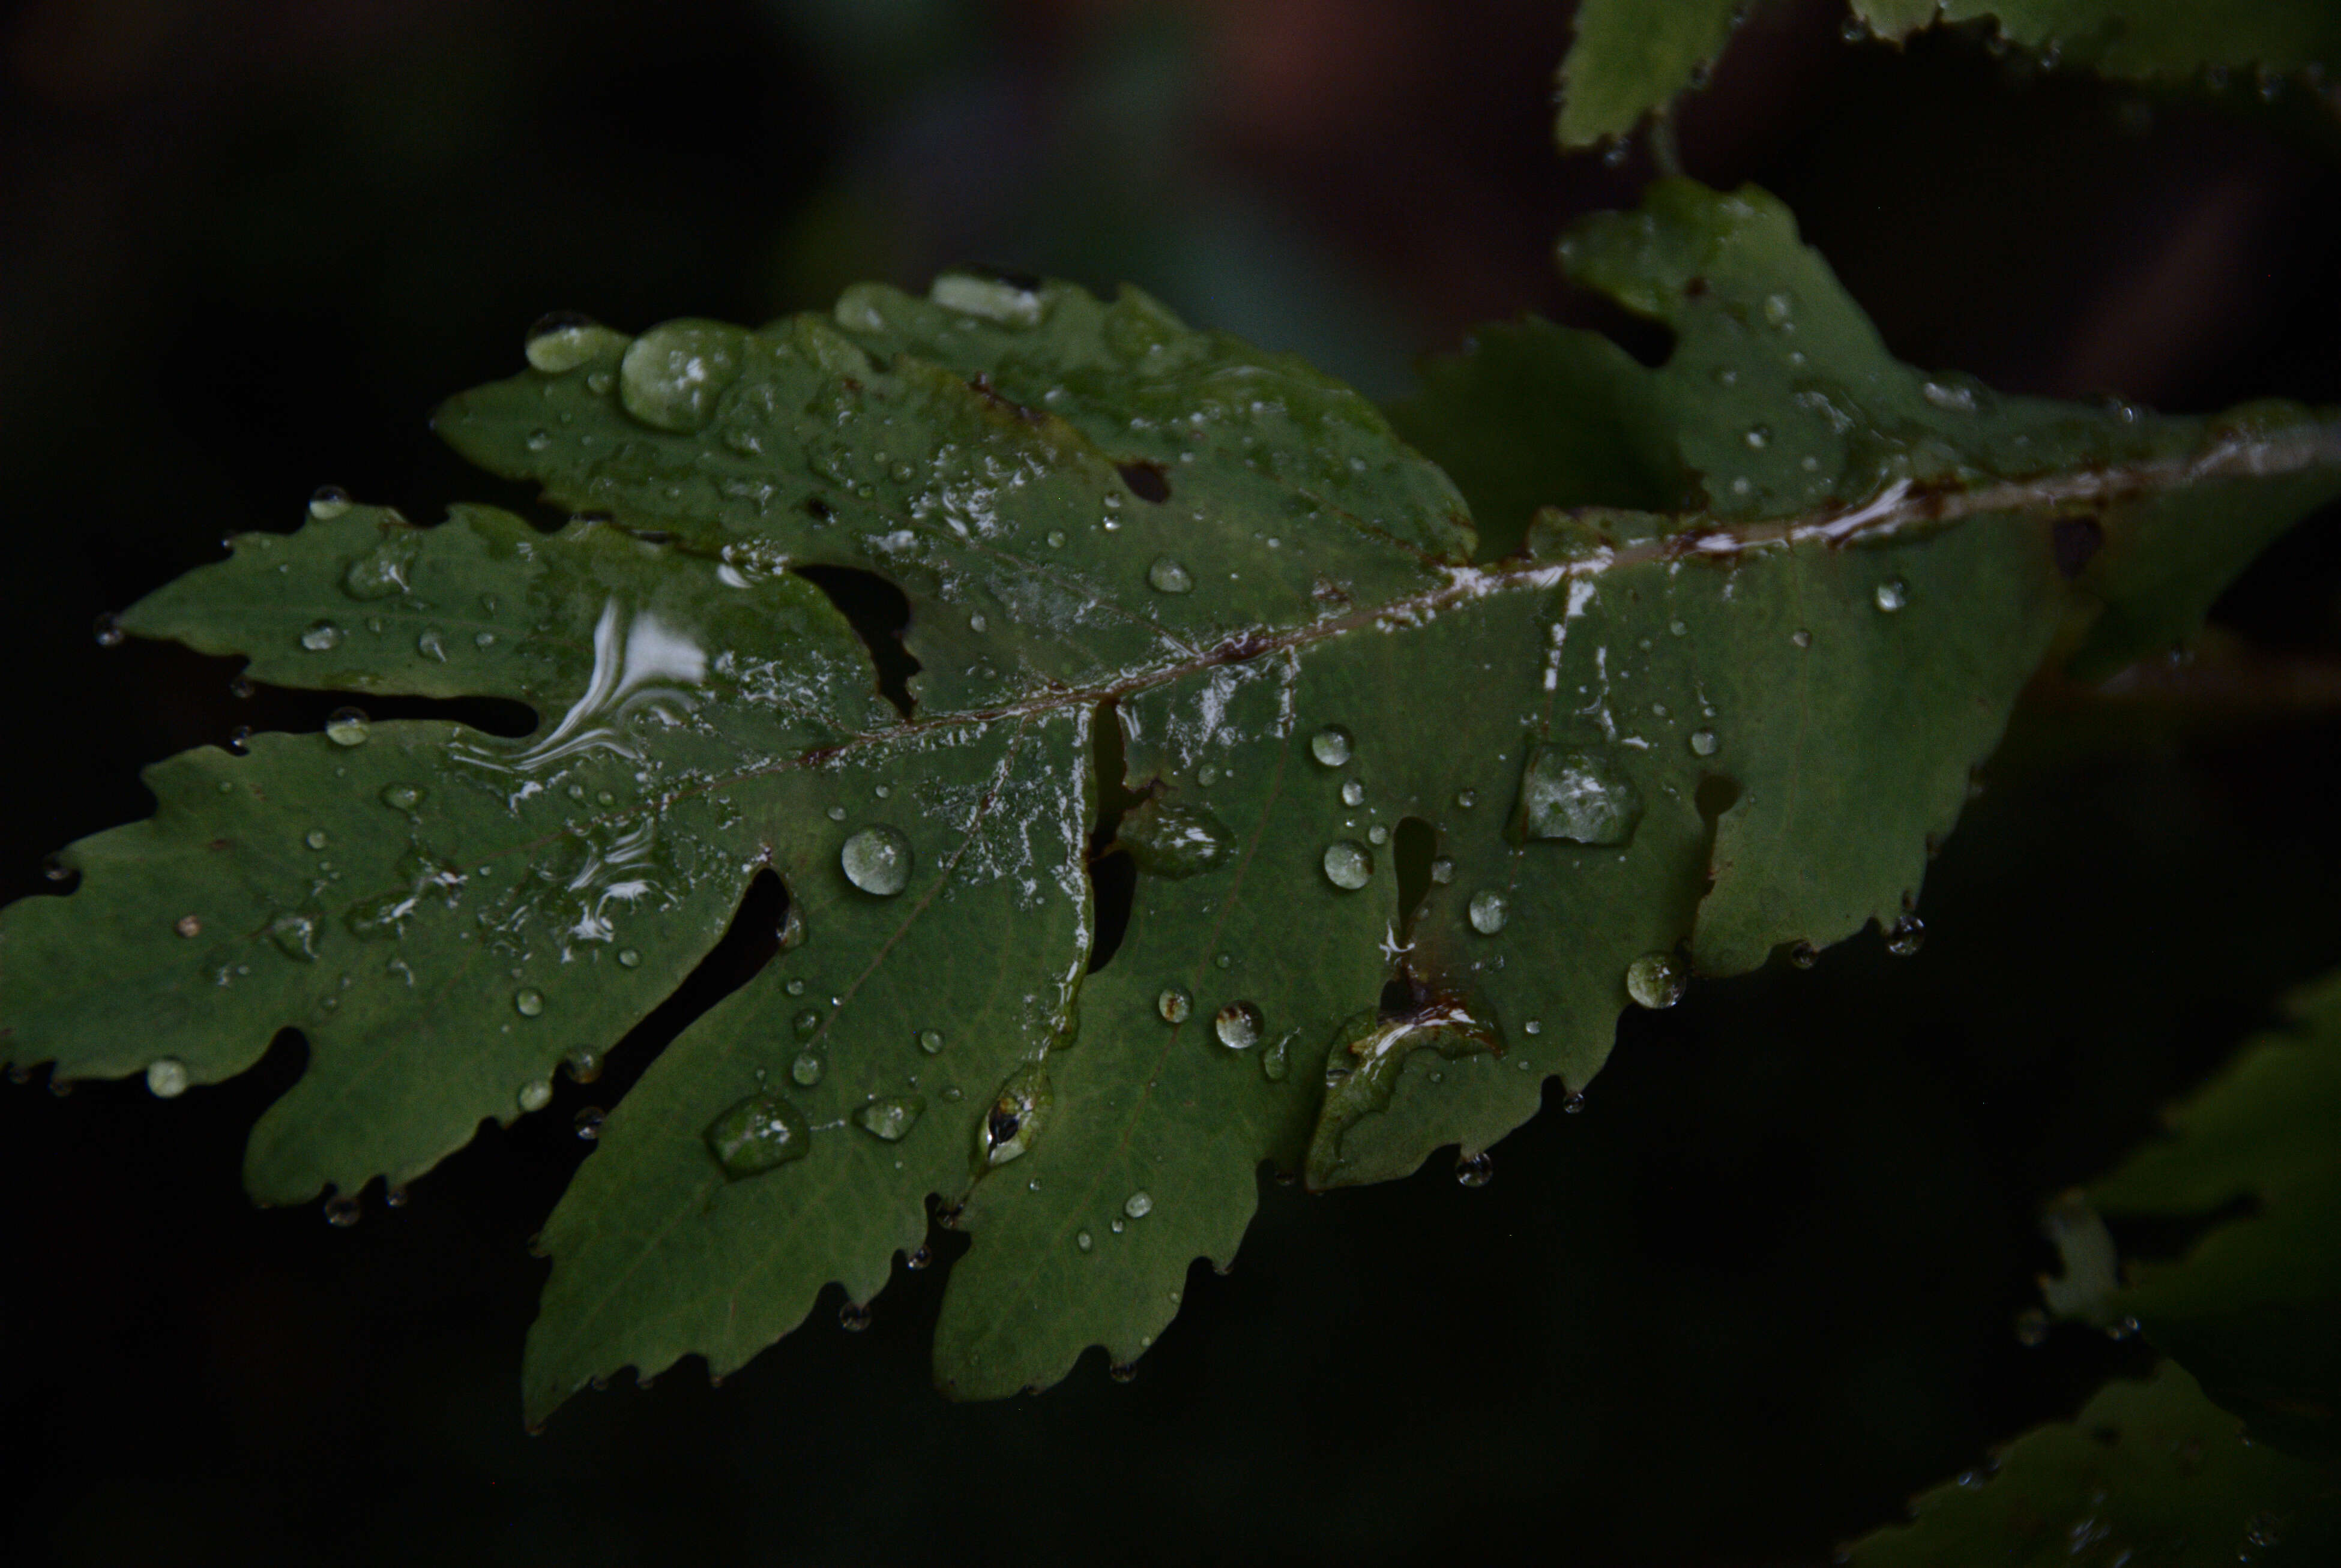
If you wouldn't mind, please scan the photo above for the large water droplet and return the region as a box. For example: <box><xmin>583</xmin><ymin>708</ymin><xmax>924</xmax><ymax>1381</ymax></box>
<box><xmin>1157</xmin><ymin>985</ymin><xmax>1192</xmax><ymax>1024</ymax></box>
<box><xmin>1468</xmin><ymin>891</ymin><xmax>1508</xmax><ymax>934</ymax></box>
<box><xmin>514</xmin><ymin>988</ymin><xmax>546</xmax><ymax>1017</ymax></box>
<box><xmin>1147</xmin><ymin>556</ymin><xmax>1194</xmax><ymax>593</ymax></box>
<box><xmin>840</xmin><ymin>825</ymin><xmax>912</xmax><ymax>895</ymax></box>
<box><xmin>705</xmin><ymin>1092</ymin><xmax>812</xmax><ymax>1177</ymax></box>
<box><xmin>1625</xmin><ymin>952</ymin><xmax>1687</xmax><ymax>1009</ymax></box>
<box><xmin>618</xmin><ymin>320</ymin><xmax>743</xmax><ymax>433</ymax></box>
<box><xmin>324</xmin><ymin>707</ymin><xmax>370</xmax><ymax>748</ymax></box>
<box><xmin>525</xmin><ymin>313</ymin><xmax>628</xmax><ymax>374</ymax></box>
<box><xmin>977</xmin><ymin>1062</ymin><xmax>1050</xmax><ymax>1168</ymax></box>
<box><xmin>1213</xmin><ymin>1002</ymin><xmax>1262</xmax><ymax>1051</ymax></box>
<box><xmin>1516</xmin><ymin>745</ymin><xmax>1644</xmax><ymax>846</ymax></box>
<box><xmin>1885</xmin><ymin>914</ymin><xmax>1926</xmax><ymax>957</ymax></box>
<box><xmin>300</xmin><ymin>620</ymin><xmax>344</xmax><ymax>652</ymax></box>
<box><xmin>1124</xmin><ymin>1190</ymin><xmax>1154</xmax><ymax>1219</ymax></box>
<box><xmin>146</xmin><ymin>1058</ymin><xmax>190</xmax><ymax>1099</ymax></box>
<box><xmin>1875</xmin><ymin>579</ymin><xmax>1908</xmax><ymax>613</ymax></box>
<box><xmin>854</xmin><ymin>1096</ymin><xmax>924</xmax><ymax>1141</ymax></box>
<box><xmin>1117</xmin><ymin>799</ymin><xmax>1234</xmax><ymax>879</ymax></box>
<box><xmin>1310</xmin><ymin>726</ymin><xmax>1354</xmax><ymax>767</ymax></box>
<box><xmin>1322</xmin><ymin>841</ymin><xmax>1373</xmax><ymax>890</ymax></box>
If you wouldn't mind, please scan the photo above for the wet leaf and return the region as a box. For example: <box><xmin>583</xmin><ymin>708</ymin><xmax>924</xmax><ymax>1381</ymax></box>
<box><xmin>1842</xmin><ymin>1361</ymin><xmax>2340</xmax><ymax>1566</ymax></box>
<box><xmin>5</xmin><ymin>187</ymin><xmax>2339</xmax><ymax>1414</ymax></box>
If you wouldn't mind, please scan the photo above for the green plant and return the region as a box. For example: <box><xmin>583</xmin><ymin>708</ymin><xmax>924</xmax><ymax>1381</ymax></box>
<box><xmin>7</xmin><ymin>7</ymin><xmax>2339</xmax><ymax>1558</ymax></box>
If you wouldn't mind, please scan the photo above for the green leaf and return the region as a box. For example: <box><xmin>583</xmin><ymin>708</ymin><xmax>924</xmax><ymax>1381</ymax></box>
<box><xmin>1842</xmin><ymin>1360</ymin><xmax>2340</xmax><ymax>1567</ymax></box>
<box><xmin>1553</xmin><ymin>0</ymin><xmax>1741</xmax><ymax>148</ymax></box>
<box><xmin>2051</xmin><ymin>972</ymin><xmax>2341</xmax><ymax>1457</ymax></box>
<box><xmin>7</xmin><ymin>186</ymin><xmax>2339</xmax><ymax>1416</ymax></box>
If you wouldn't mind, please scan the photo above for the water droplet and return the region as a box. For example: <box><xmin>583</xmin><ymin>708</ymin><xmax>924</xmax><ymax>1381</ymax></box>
<box><xmin>791</xmin><ymin>1051</ymin><xmax>824</xmax><ymax>1086</ymax></box>
<box><xmin>1117</xmin><ymin>799</ymin><xmax>1234</xmax><ymax>879</ymax></box>
<box><xmin>380</xmin><ymin>782</ymin><xmax>424</xmax><ymax>811</ymax></box>
<box><xmin>525</xmin><ymin>314</ymin><xmax>627</xmax><ymax>374</ymax></box>
<box><xmin>300</xmin><ymin>620</ymin><xmax>344</xmax><ymax>652</ymax></box>
<box><xmin>302</xmin><ymin>829</ymin><xmax>328</xmax><ymax>851</ymax></box>
<box><xmin>1367</xmin><ymin>824</ymin><xmax>1388</xmax><ymax>846</ymax></box>
<box><xmin>838</xmin><ymin>1302</ymin><xmax>872</xmax><ymax>1333</ymax></box>
<box><xmin>175</xmin><ymin>915</ymin><xmax>202</xmax><ymax>938</ymax></box>
<box><xmin>1789</xmin><ymin>941</ymin><xmax>1819</xmax><ymax>969</ymax></box>
<box><xmin>919</xmin><ymin>1029</ymin><xmax>945</xmax><ymax>1054</ymax></box>
<box><xmin>1885</xmin><ymin>915</ymin><xmax>1926</xmax><ymax>957</ymax></box>
<box><xmin>1456</xmin><ymin>789</ymin><xmax>1478</xmax><ymax>810</ymax></box>
<box><xmin>854</xmin><ymin>1096</ymin><xmax>924</xmax><ymax>1141</ymax></box>
<box><xmin>618</xmin><ymin>320</ymin><xmax>743</xmax><ymax>432</ymax></box>
<box><xmin>514</xmin><ymin>988</ymin><xmax>546</xmax><ymax>1017</ymax></box>
<box><xmin>1147</xmin><ymin>556</ymin><xmax>1194</xmax><ymax>593</ymax></box>
<box><xmin>1124</xmin><ymin>1190</ymin><xmax>1154</xmax><ymax>1219</ymax></box>
<box><xmin>1875</xmin><ymin>579</ymin><xmax>1908</xmax><ymax>613</ymax></box>
<box><xmin>324</xmin><ymin>1195</ymin><xmax>362</xmax><ymax>1227</ymax></box>
<box><xmin>1213</xmin><ymin>1002</ymin><xmax>1262</xmax><ymax>1051</ymax></box>
<box><xmin>793</xmin><ymin>1009</ymin><xmax>822</xmax><ymax>1040</ymax></box>
<box><xmin>1322</xmin><ymin>841</ymin><xmax>1374</xmax><ymax>890</ymax></box>
<box><xmin>906</xmin><ymin>1245</ymin><xmax>933</xmax><ymax>1270</ymax></box>
<box><xmin>1744</xmin><ymin>425</ymin><xmax>1770</xmax><ymax>449</ymax></box>
<box><xmin>705</xmin><ymin>1093</ymin><xmax>812</xmax><ymax>1177</ymax></box>
<box><xmin>146</xmin><ymin>1058</ymin><xmax>190</xmax><ymax>1098</ymax></box>
<box><xmin>342</xmin><ymin>534</ymin><xmax>420</xmax><ymax>601</ymax></box>
<box><xmin>1455</xmin><ymin>1151</ymin><xmax>1493</xmax><ymax>1188</ymax></box>
<box><xmin>1046</xmin><ymin>529</ymin><xmax>1068</xmax><ymax>548</ymax></box>
<box><xmin>565</xmin><ymin>1047</ymin><xmax>603</xmax><ymax>1083</ymax></box>
<box><xmin>517</xmin><ymin>1076</ymin><xmax>553</xmax><ymax>1113</ymax></box>
<box><xmin>1310</xmin><ymin>726</ymin><xmax>1354</xmax><ymax>767</ymax></box>
<box><xmin>1791</xmin><ymin>629</ymin><xmax>1813</xmax><ymax>650</ymax></box>
<box><xmin>1195</xmin><ymin>763</ymin><xmax>1219</xmax><ymax>787</ymax></box>
<box><xmin>1340</xmin><ymin>779</ymin><xmax>1366</xmax><ymax>807</ymax></box>
<box><xmin>1076</xmin><ymin>1230</ymin><xmax>1093</xmax><ymax>1252</ymax></box>
<box><xmin>1516</xmin><ymin>744</ymin><xmax>1644</xmax><ymax>845</ymax></box>
<box><xmin>268</xmin><ymin>911</ymin><xmax>322</xmax><ymax>961</ymax></box>
<box><xmin>977</xmin><ymin>1062</ymin><xmax>1051</xmax><ymax>1168</ymax></box>
<box><xmin>1762</xmin><ymin>292</ymin><xmax>1794</xmax><ymax>327</ymax></box>
<box><xmin>825</xmin><ymin>805</ymin><xmax>846</xmax><ymax>823</ymax></box>
<box><xmin>1468</xmin><ymin>891</ymin><xmax>1508</xmax><ymax>934</ymax></box>
<box><xmin>840</xmin><ymin>825</ymin><xmax>913</xmax><ymax>896</ymax></box>
<box><xmin>2014</xmin><ymin>1308</ymin><xmax>2050</xmax><ymax>1347</ymax></box>
<box><xmin>568</xmin><ymin>1106</ymin><xmax>604</xmax><ymax>1141</ymax></box>
<box><xmin>321</xmin><ymin>707</ymin><xmax>370</xmax><ymax>748</ymax></box>
<box><xmin>1427</xmin><ymin>857</ymin><xmax>1455</xmax><ymax>885</ymax></box>
<box><xmin>615</xmin><ymin>948</ymin><xmax>642</xmax><ymax>969</ymax></box>
<box><xmin>1157</xmin><ymin>985</ymin><xmax>1192</xmax><ymax>1024</ymax></box>
<box><xmin>92</xmin><ymin>612</ymin><xmax>125</xmax><ymax>648</ymax></box>
<box><xmin>1688</xmin><ymin>729</ymin><xmax>1719</xmax><ymax>757</ymax></box>
<box><xmin>1625</xmin><ymin>952</ymin><xmax>1687</xmax><ymax>1009</ymax></box>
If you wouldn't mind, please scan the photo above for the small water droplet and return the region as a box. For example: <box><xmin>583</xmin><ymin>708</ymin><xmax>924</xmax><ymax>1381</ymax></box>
<box><xmin>2014</xmin><ymin>1308</ymin><xmax>2050</xmax><ymax>1347</ymax></box>
<box><xmin>304</xmin><ymin>829</ymin><xmax>329</xmax><ymax>850</ymax></box>
<box><xmin>1455</xmin><ymin>1152</ymin><xmax>1493</xmax><ymax>1188</ymax></box>
<box><xmin>525</xmin><ymin>313</ymin><xmax>627</xmax><ymax>374</ymax></box>
<box><xmin>1563</xmin><ymin>1090</ymin><xmax>1586</xmax><ymax>1114</ymax></box>
<box><xmin>1688</xmin><ymin>729</ymin><xmax>1719</xmax><ymax>757</ymax></box>
<box><xmin>841</xmin><ymin>825</ymin><xmax>913</xmax><ymax>896</ymax></box>
<box><xmin>1046</xmin><ymin>529</ymin><xmax>1067</xmax><ymax>548</ymax></box>
<box><xmin>1885</xmin><ymin>915</ymin><xmax>1926</xmax><ymax>957</ymax></box>
<box><xmin>300</xmin><ymin>620</ymin><xmax>344</xmax><ymax>652</ymax></box>
<box><xmin>518</xmin><ymin>1076</ymin><xmax>553</xmax><ymax>1112</ymax></box>
<box><xmin>906</xmin><ymin>1245</ymin><xmax>933</xmax><ymax>1270</ymax></box>
<box><xmin>268</xmin><ymin>911</ymin><xmax>322</xmax><ymax>961</ymax></box>
<box><xmin>1744</xmin><ymin>425</ymin><xmax>1770</xmax><ymax>449</ymax></box>
<box><xmin>825</xmin><ymin>805</ymin><xmax>847</xmax><ymax>822</ymax></box>
<box><xmin>1874</xmin><ymin>580</ymin><xmax>1908</xmax><ymax>613</ymax></box>
<box><xmin>616</xmin><ymin>948</ymin><xmax>642</xmax><ymax>969</ymax></box>
<box><xmin>854</xmin><ymin>1096</ymin><xmax>924</xmax><ymax>1141</ymax></box>
<box><xmin>92</xmin><ymin>613</ymin><xmax>125</xmax><ymax>648</ymax></box>
<box><xmin>514</xmin><ymin>988</ymin><xmax>546</xmax><ymax>1017</ymax></box>
<box><xmin>309</xmin><ymin>486</ymin><xmax>353</xmax><ymax>520</ymax></box>
<box><xmin>1456</xmin><ymin>789</ymin><xmax>1478</xmax><ymax>810</ymax></box>
<box><xmin>1468</xmin><ymin>891</ymin><xmax>1508</xmax><ymax>934</ymax></box>
<box><xmin>1367</xmin><ymin>824</ymin><xmax>1388</xmax><ymax>846</ymax></box>
<box><xmin>321</xmin><ymin>707</ymin><xmax>370</xmax><ymax>748</ymax></box>
<box><xmin>574</xmin><ymin>1106</ymin><xmax>605</xmax><ymax>1140</ymax></box>
<box><xmin>705</xmin><ymin>1093</ymin><xmax>812</xmax><ymax>1177</ymax></box>
<box><xmin>1789</xmin><ymin>941</ymin><xmax>1819</xmax><ymax>969</ymax></box>
<box><xmin>919</xmin><ymin>1029</ymin><xmax>945</xmax><ymax>1054</ymax></box>
<box><xmin>793</xmin><ymin>1009</ymin><xmax>822</xmax><ymax>1040</ymax></box>
<box><xmin>324</xmin><ymin>1194</ymin><xmax>361</xmax><ymax>1227</ymax></box>
<box><xmin>791</xmin><ymin>1052</ymin><xmax>824</xmax><ymax>1086</ymax></box>
<box><xmin>1213</xmin><ymin>1002</ymin><xmax>1262</xmax><ymax>1051</ymax></box>
<box><xmin>977</xmin><ymin>1062</ymin><xmax>1050</xmax><ymax>1168</ymax></box>
<box><xmin>838</xmin><ymin>1302</ymin><xmax>872</xmax><ymax>1333</ymax></box>
<box><xmin>379</xmin><ymin>781</ymin><xmax>424</xmax><ymax>811</ymax></box>
<box><xmin>1322</xmin><ymin>841</ymin><xmax>1374</xmax><ymax>890</ymax></box>
<box><xmin>175</xmin><ymin>915</ymin><xmax>202</xmax><ymax>938</ymax></box>
<box><xmin>474</xmin><ymin>631</ymin><xmax>497</xmax><ymax>649</ymax></box>
<box><xmin>1428</xmin><ymin>856</ymin><xmax>1455</xmax><ymax>886</ymax></box>
<box><xmin>565</xmin><ymin>1047</ymin><xmax>603</xmax><ymax>1083</ymax></box>
<box><xmin>1076</xmin><ymin>1230</ymin><xmax>1093</xmax><ymax>1252</ymax></box>
<box><xmin>1157</xmin><ymin>985</ymin><xmax>1193</xmax><ymax>1024</ymax></box>
<box><xmin>1310</xmin><ymin>725</ymin><xmax>1354</xmax><ymax>767</ymax></box>
<box><xmin>1124</xmin><ymin>1190</ymin><xmax>1154</xmax><ymax>1219</ymax></box>
<box><xmin>1261</xmin><ymin>1029</ymin><xmax>1294</xmax><ymax>1082</ymax></box>
<box><xmin>1339</xmin><ymin>778</ymin><xmax>1366</xmax><ymax>808</ymax></box>
<box><xmin>1625</xmin><ymin>952</ymin><xmax>1687</xmax><ymax>1009</ymax></box>
<box><xmin>1117</xmin><ymin>799</ymin><xmax>1234</xmax><ymax>879</ymax></box>
<box><xmin>146</xmin><ymin>1058</ymin><xmax>190</xmax><ymax>1098</ymax></box>
<box><xmin>1147</xmin><ymin>556</ymin><xmax>1195</xmax><ymax>593</ymax></box>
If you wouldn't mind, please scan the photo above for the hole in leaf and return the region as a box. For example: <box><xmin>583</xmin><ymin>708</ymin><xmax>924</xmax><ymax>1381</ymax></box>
<box><xmin>1694</xmin><ymin>773</ymin><xmax>1742</xmax><ymax>822</ymax></box>
<box><xmin>1116</xmin><ymin>461</ymin><xmax>1171</xmax><ymax>503</ymax></box>
<box><xmin>1377</xmin><ymin>978</ymin><xmax>1418</xmax><ymax>1018</ymax></box>
<box><xmin>1393</xmin><ymin>816</ymin><xmax>1436</xmax><ymax>934</ymax></box>
<box><xmin>1085</xmin><ymin>700</ymin><xmax>1142</xmax><ymax>975</ymax></box>
<box><xmin>235</xmin><ymin>685</ymin><xmax>538</xmax><ymax>740</ymax></box>
<box><xmin>796</xmin><ymin>566</ymin><xmax>919</xmax><ymax>720</ymax></box>
<box><xmin>590</xmin><ymin>868</ymin><xmax>790</xmax><ymax>1101</ymax></box>
<box><xmin>1573</xmin><ymin>294</ymin><xmax>1677</xmax><ymax>370</ymax></box>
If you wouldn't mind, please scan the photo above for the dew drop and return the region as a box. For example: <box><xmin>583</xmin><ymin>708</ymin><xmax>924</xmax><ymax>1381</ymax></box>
<box><xmin>1885</xmin><ymin>914</ymin><xmax>1926</xmax><ymax>957</ymax></box>
<box><xmin>791</xmin><ymin>1051</ymin><xmax>824</xmax><ymax>1087</ymax></box>
<box><xmin>616</xmin><ymin>948</ymin><xmax>642</xmax><ymax>969</ymax></box>
<box><xmin>1791</xmin><ymin>629</ymin><xmax>1813</xmax><ymax>649</ymax></box>
<box><xmin>2014</xmin><ymin>1308</ymin><xmax>2050</xmax><ymax>1348</ymax></box>
<box><xmin>1789</xmin><ymin>941</ymin><xmax>1819</xmax><ymax>969</ymax></box>
<box><xmin>1744</xmin><ymin>425</ymin><xmax>1771</xmax><ymax>450</ymax></box>
<box><xmin>1157</xmin><ymin>985</ymin><xmax>1193</xmax><ymax>1024</ymax></box>
<box><xmin>304</xmin><ymin>829</ymin><xmax>328</xmax><ymax>850</ymax></box>
<box><xmin>300</xmin><ymin>620</ymin><xmax>345</xmax><ymax>652</ymax></box>
<box><xmin>175</xmin><ymin>915</ymin><xmax>202</xmax><ymax>938</ymax></box>
<box><xmin>1456</xmin><ymin>789</ymin><xmax>1478</xmax><ymax>810</ymax></box>
<box><xmin>1147</xmin><ymin>556</ymin><xmax>1195</xmax><ymax>593</ymax></box>
<box><xmin>1046</xmin><ymin>529</ymin><xmax>1067</xmax><ymax>548</ymax></box>
<box><xmin>1367</xmin><ymin>824</ymin><xmax>1388</xmax><ymax>846</ymax></box>
<box><xmin>1261</xmin><ymin>1029</ymin><xmax>1294</xmax><ymax>1082</ymax></box>
<box><xmin>1874</xmin><ymin>579</ymin><xmax>1908</xmax><ymax>613</ymax></box>
<box><xmin>1340</xmin><ymin>778</ymin><xmax>1366</xmax><ymax>807</ymax></box>
<box><xmin>309</xmin><ymin>486</ymin><xmax>353</xmax><ymax>520</ymax></box>
<box><xmin>837</xmin><ymin>1302</ymin><xmax>872</xmax><ymax>1333</ymax></box>
<box><xmin>514</xmin><ymin>988</ymin><xmax>546</xmax><ymax>1018</ymax></box>
<box><xmin>919</xmin><ymin>1029</ymin><xmax>945</xmax><ymax>1054</ymax></box>
<box><xmin>574</xmin><ymin>1106</ymin><xmax>604</xmax><ymax>1141</ymax></box>
<box><xmin>1322</xmin><ymin>841</ymin><xmax>1374</xmax><ymax>890</ymax></box>
<box><xmin>1688</xmin><ymin>729</ymin><xmax>1719</xmax><ymax>757</ymax></box>
<box><xmin>1076</xmin><ymin>1230</ymin><xmax>1093</xmax><ymax>1252</ymax></box>
<box><xmin>1468</xmin><ymin>891</ymin><xmax>1508</xmax><ymax>934</ymax></box>
<box><xmin>517</xmin><ymin>1076</ymin><xmax>553</xmax><ymax>1113</ymax></box>
<box><xmin>825</xmin><ymin>805</ymin><xmax>846</xmax><ymax>822</ymax></box>
<box><xmin>906</xmin><ymin>1245</ymin><xmax>933</xmax><ymax>1270</ymax></box>
<box><xmin>324</xmin><ymin>708</ymin><xmax>370</xmax><ymax>748</ymax></box>
<box><xmin>854</xmin><ymin>1096</ymin><xmax>924</xmax><ymax>1141</ymax></box>
<box><xmin>1117</xmin><ymin>799</ymin><xmax>1234</xmax><ymax>879</ymax></box>
<box><xmin>92</xmin><ymin>613</ymin><xmax>125</xmax><ymax>648</ymax></box>
<box><xmin>415</xmin><ymin>628</ymin><xmax>447</xmax><ymax>662</ymax></box>
<box><xmin>525</xmin><ymin>313</ymin><xmax>627</xmax><ymax>374</ymax></box>
<box><xmin>1213</xmin><ymin>1002</ymin><xmax>1262</xmax><ymax>1051</ymax></box>
<box><xmin>565</xmin><ymin>1047</ymin><xmax>603</xmax><ymax>1083</ymax></box>
<box><xmin>380</xmin><ymin>782</ymin><xmax>424</xmax><ymax>811</ymax></box>
<box><xmin>1454</xmin><ymin>1151</ymin><xmax>1493</xmax><ymax>1188</ymax></box>
<box><xmin>793</xmin><ymin>1009</ymin><xmax>822</xmax><ymax>1040</ymax></box>
<box><xmin>840</xmin><ymin>825</ymin><xmax>913</xmax><ymax>896</ymax></box>
<box><xmin>977</xmin><ymin>1062</ymin><xmax>1050</xmax><ymax>1168</ymax></box>
<box><xmin>268</xmin><ymin>911</ymin><xmax>322</xmax><ymax>961</ymax></box>
<box><xmin>1124</xmin><ymin>1190</ymin><xmax>1154</xmax><ymax>1219</ymax></box>
<box><xmin>618</xmin><ymin>320</ymin><xmax>743</xmax><ymax>433</ymax></box>
<box><xmin>1625</xmin><ymin>952</ymin><xmax>1687</xmax><ymax>1009</ymax></box>
<box><xmin>324</xmin><ymin>1195</ymin><xmax>362</xmax><ymax>1227</ymax></box>
<box><xmin>1310</xmin><ymin>725</ymin><xmax>1354</xmax><ymax>767</ymax></box>
<box><xmin>1516</xmin><ymin>745</ymin><xmax>1644</xmax><ymax>845</ymax></box>
<box><xmin>704</xmin><ymin>1092</ymin><xmax>812</xmax><ymax>1177</ymax></box>
<box><xmin>146</xmin><ymin>1058</ymin><xmax>190</xmax><ymax>1099</ymax></box>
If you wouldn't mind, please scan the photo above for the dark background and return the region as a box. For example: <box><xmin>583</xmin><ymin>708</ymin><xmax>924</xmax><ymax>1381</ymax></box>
<box><xmin>5</xmin><ymin>3</ymin><xmax>2341</xmax><ymax>1564</ymax></box>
